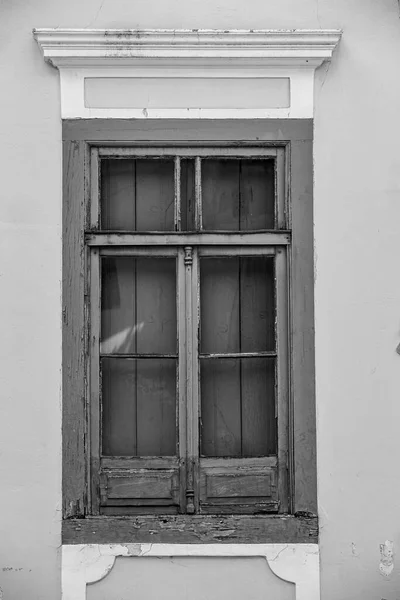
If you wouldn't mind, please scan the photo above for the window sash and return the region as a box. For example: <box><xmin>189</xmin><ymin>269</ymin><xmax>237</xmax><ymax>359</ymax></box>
<box><xmin>89</xmin><ymin>244</ymin><xmax>288</xmax><ymax>514</ymax></box>
<box><xmin>89</xmin><ymin>147</ymin><xmax>287</xmax><ymax>232</ymax></box>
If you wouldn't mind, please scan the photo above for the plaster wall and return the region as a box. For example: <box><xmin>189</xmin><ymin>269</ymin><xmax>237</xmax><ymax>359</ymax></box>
<box><xmin>0</xmin><ymin>1</ymin><xmax>400</xmax><ymax>599</ymax></box>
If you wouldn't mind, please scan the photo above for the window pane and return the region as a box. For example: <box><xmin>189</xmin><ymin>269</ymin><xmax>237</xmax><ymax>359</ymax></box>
<box><xmin>202</xmin><ymin>159</ymin><xmax>275</xmax><ymax>231</ymax></box>
<box><xmin>200</xmin><ymin>257</ymin><xmax>275</xmax><ymax>354</ymax></box>
<box><xmin>101</xmin><ymin>257</ymin><xmax>176</xmax><ymax>355</ymax></box>
<box><xmin>101</xmin><ymin>159</ymin><xmax>175</xmax><ymax>231</ymax></box>
<box><xmin>200</xmin><ymin>357</ymin><xmax>276</xmax><ymax>457</ymax></box>
<box><xmin>102</xmin><ymin>357</ymin><xmax>177</xmax><ymax>456</ymax></box>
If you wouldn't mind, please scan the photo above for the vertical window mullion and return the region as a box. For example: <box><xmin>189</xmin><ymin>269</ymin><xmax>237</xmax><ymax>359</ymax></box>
<box><xmin>174</xmin><ymin>156</ymin><xmax>181</xmax><ymax>231</ymax></box>
<box><xmin>276</xmin><ymin>147</ymin><xmax>287</xmax><ymax>229</ymax></box>
<box><xmin>194</xmin><ymin>157</ymin><xmax>202</xmax><ymax>231</ymax></box>
<box><xmin>90</xmin><ymin>147</ymin><xmax>100</xmax><ymax>229</ymax></box>
<box><xmin>177</xmin><ymin>248</ymin><xmax>187</xmax><ymax>512</ymax></box>
<box><xmin>191</xmin><ymin>247</ymin><xmax>200</xmax><ymax>512</ymax></box>
<box><xmin>89</xmin><ymin>247</ymin><xmax>101</xmax><ymax>515</ymax></box>
<box><xmin>275</xmin><ymin>246</ymin><xmax>290</xmax><ymax>513</ymax></box>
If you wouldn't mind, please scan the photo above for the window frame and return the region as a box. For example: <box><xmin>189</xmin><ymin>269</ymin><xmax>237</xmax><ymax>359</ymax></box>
<box><xmin>62</xmin><ymin>119</ymin><xmax>317</xmax><ymax>544</ymax></box>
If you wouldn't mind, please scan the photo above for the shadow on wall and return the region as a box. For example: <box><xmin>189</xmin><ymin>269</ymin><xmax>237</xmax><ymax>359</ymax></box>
<box><xmin>86</xmin><ymin>556</ymin><xmax>295</xmax><ymax>600</ymax></box>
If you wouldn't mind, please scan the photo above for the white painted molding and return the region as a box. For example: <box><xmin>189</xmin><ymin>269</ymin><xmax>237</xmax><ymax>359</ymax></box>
<box><xmin>62</xmin><ymin>543</ymin><xmax>320</xmax><ymax>600</ymax></box>
<box><xmin>33</xmin><ymin>29</ymin><xmax>341</xmax><ymax>68</ymax></box>
<box><xmin>33</xmin><ymin>29</ymin><xmax>341</xmax><ymax>119</ymax></box>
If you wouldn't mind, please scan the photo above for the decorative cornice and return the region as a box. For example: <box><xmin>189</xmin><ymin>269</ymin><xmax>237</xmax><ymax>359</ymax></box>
<box><xmin>33</xmin><ymin>28</ymin><xmax>342</xmax><ymax>68</ymax></box>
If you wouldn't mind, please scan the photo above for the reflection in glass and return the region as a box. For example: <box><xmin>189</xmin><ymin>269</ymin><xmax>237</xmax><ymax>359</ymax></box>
<box><xmin>101</xmin><ymin>257</ymin><xmax>176</xmax><ymax>355</ymax></box>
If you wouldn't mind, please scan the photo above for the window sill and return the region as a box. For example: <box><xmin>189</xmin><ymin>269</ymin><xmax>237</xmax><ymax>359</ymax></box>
<box><xmin>62</xmin><ymin>514</ymin><xmax>318</xmax><ymax>544</ymax></box>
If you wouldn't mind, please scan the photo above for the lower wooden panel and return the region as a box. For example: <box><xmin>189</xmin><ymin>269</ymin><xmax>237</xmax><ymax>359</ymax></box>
<box><xmin>62</xmin><ymin>515</ymin><xmax>318</xmax><ymax>544</ymax></box>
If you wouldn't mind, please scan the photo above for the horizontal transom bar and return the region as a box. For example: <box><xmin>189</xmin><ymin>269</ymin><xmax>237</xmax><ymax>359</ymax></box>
<box><xmin>87</xmin><ymin>232</ymin><xmax>291</xmax><ymax>246</ymax></box>
<box><xmin>199</xmin><ymin>352</ymin><xmax>276</xmax><ymax>359</ymax></box>
<box><xmin>100</xmin><ymin>354</ymin><xmax>177</xmax><ymax>359</ymax></box>
<box><xmin>98</xmin><ymin>147</ymin><xmax>278</xmax><ymax>158</ymax></box>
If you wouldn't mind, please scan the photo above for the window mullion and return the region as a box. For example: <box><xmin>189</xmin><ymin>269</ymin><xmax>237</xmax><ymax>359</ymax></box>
<box><xmin>275</xmin><ymin>246</ymin><xmax>290</xmax><ymax>513</ymax></box>
<box><xmin>183</xmin><ymin>245</ymin><xmax>200</xmax><ymax>513</ymax></box>
<box><xmin>177</xmin><ymin>248</ymin><xmax>187</xmax><ymax>513</ymax></box>
<box><xmin>89</xmin><ymin>247</ymin><xmax>101</xmax><ymax>515</ymax></box>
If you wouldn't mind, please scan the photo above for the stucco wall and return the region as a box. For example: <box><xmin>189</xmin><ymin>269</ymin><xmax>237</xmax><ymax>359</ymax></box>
<box><xmin>0</xmin><ymin>1</ymin><xmax>400</xmax><ymax>599</ymax></box>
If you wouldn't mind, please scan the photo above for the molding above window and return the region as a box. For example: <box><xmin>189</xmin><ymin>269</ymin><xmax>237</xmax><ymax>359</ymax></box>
<box><xmin>33</xmin><ymin>28</ymin><xmax>341</xmax><ymax>119</ymax></box>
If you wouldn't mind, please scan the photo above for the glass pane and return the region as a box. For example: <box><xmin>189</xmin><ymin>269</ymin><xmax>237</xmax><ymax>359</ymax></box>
<box><xmin>200</xmin><ymin>257</ymin><xmax>275</xmax><ymax>354</ymax></box>
<box><xmin>202</xmin><ymin>159</ymin><xmax>275</xmax><ymax>231</ymax></box>
<box><xmin>180</xmin><ymin>159</ymin><xmax>195</xmax><ymax>231</ymax></box>
<box><xmin>102</xmin><ymin>357</ymin><xmax>177</xmax><ymax>456</ymax></box>
<box><xmin>101</xmin><ymin>159</ymin><xmax>175</xmax><ymax>231</ymax></box>
<box><xmin>200</xmin><ymin>357</ymin><xmax>276</xmax><ymax>457</ymax></box>
<box><xmin>101</xmin><ymin>257</ymin><xmax>176</xmax><ymax>355</ymax></box>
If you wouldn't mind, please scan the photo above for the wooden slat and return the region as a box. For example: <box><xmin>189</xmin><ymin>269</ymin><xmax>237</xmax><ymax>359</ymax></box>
<box><xmin>200</xmin><ymin>352</ymin><xmax>276</xmax><ymax>359</ymax></box>
<box><xmin>86</xmin><ymin>232</ymin><xmax>291</xmax><ymax>246</ymax></box>
<box><xmin>63</xmin><ymin>119</ymin><xmax>313</xmax><ymax>143</ymax></box>
<box><xmin>99</xmin><ymin>247</ymin><xmax>178</xmax><ymax>257</ymax></box>
<box><xmin>89</xmin><ymin>248</ymin><xmax>101</xmax><ymax>514</ymax></box>
<box><xmin>63</xmin><ymin>140</ymin><xmax>86</xmax><ymax>518</ymax></box>
<box><xmin>276</xmin><ymin>147</ymin><xmax>287</xmax><ymax>229</ymax></box>
<box><xmin>63</xmin><ymin>515</ymin><xmax>318</xmax><ymax>544</ymax></box>
<box><xmin>98</xmin><ymin>147</ymin><xmax>278</xmax><ymax>158</ymax></box>
<box><xmin>177</xmin><ymin>249</ymin><xmax>187</xmax><ymax>512</ymax></box>
<box><xmin>191</xmin><ymin>249</ymin><xmax>200</xmax><ymax>512</ymax></box>
<box><xmin>198</xmin><ymin>246</ymin><xmax>275</xmax><ymax>257</ymax></box>
<box><xmin>206</xmin><ymin>473</ymin><xmax>272</xmax><ymax>499</ymax></box>
<box><xmin>290</xmin><ymin>138</ymin><xmax>316</xmax><ymax>515</ymax></box>
<box><xmin>174</xmin><ymin>156</ymin><xmax>181</xmax><ymax>231</ymax></box>
<box><xmin>89</xmin><ymin>147</ymin><xmax>100</xmax><ymax>229</ymax></box>
<box><xmin>101</xmin><ymin>471</ymin><xmax>179</xmax><ymax>501</ymax></box>
<box><xmin>201</xmin><ymin>456</ymin><xmax>277</xmax><ymax>469</ymax></box>
<box><xmin>194</xmin><ymin>157</ymin><xmax>202</xmax><ymax>230</ymax></box>
<box><xmin>101</xmin><ymin>457</ymin><xmax>179</xmax><ymax>469</ymax></box>
<box><xmin>184</xmin><ymin>246</ymin><xmax>195</xmax><ymax>513</ymax></box>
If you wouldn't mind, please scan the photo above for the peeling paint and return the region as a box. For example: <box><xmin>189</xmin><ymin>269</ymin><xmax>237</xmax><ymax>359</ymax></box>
<box><xmin>379</xmin><ymin>540</ymin><xmax>394</xmax><ymax>577</ymax></box>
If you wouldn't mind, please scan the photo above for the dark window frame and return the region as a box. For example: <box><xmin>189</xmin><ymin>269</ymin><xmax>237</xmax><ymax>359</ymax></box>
<box><xmin>62</xmin><ymin>119</ymin><xmax>317</xmax><ymax>544</ymax></box>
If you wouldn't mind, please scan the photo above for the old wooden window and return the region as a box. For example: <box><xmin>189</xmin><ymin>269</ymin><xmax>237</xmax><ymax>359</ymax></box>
<box><xmin>63</xmin><ymin>120</ymin><xmax>316</xmax><ymax>543</ymax></box>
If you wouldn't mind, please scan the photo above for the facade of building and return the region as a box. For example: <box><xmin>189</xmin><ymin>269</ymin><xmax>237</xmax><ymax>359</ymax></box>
<box><xmin>1</xmin><ymin>2</ymin><xmax>400</xmax><ymax>599</ymax></box>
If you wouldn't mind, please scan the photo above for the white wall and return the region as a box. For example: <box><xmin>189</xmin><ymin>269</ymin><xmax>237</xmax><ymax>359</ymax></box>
<box><xmin>0</xmin><ymin>1</ymin><xmax>400</xmax><ymax>599</ymax></box>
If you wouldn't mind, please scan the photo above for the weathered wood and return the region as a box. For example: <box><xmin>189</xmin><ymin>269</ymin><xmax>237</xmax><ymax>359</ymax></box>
<box><xmin>62</xmin><ymin>515</ymin><xmax>318</xmax><ymax>544</ymax></box>
<box><xmin>97</xmin><ymin>147</ymin><xmax>279</xmax><ymax>158</ymax></box>
<box><xmin>290</xmin><ymin>137</ymin><xmax>316</xmax><ymax>515</ymax></box>
<box><xmin>101</xmin><ymin>456</ymin><xmax>179</xmax><ymax>469</ymax></box>
<box><xmin>63</xmin><ymin>119</ymin><xmax>313</xmax><ymax>143</ymax></box>
<box><xmin>86</xmin><ymin>232</ymin><xmax>291</xmax><ymax>246</ymax></box>
<box><xmin>101</xmin><ymin>470</ymin><xmax>179</xmax><ymax>501</ymax></box>
<box><xmin>276</xmin><ymin>247</ymin><xmax>290</xmax><ymax>514</ymax></box>
<box><xmin>62</xmin><ymin>119</ymin><xmax>316</xmax><ymax>529</ymax></box>
<box><xmin>63</xmin><ymin>140</ymin><xmax>86</xmax><ymax>518</ymax></box>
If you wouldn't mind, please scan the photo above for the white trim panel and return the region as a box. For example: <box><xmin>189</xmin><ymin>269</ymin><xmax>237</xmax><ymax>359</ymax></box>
<box><xmin>34</xmin><ymin>29</ymin><xmax>341</xmax><ymax>119</ymax></box>
<box><xmin>62</xmin><ymin>543</ymin><xmax>320</xmax><ymax>600</ymax></box>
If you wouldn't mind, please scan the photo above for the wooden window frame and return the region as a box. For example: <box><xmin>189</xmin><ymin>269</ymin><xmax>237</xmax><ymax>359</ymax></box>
<box><xmin>62</xmin><ymin>119</ymin><xmax>317</xmax><ymax>544</ymax></box>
